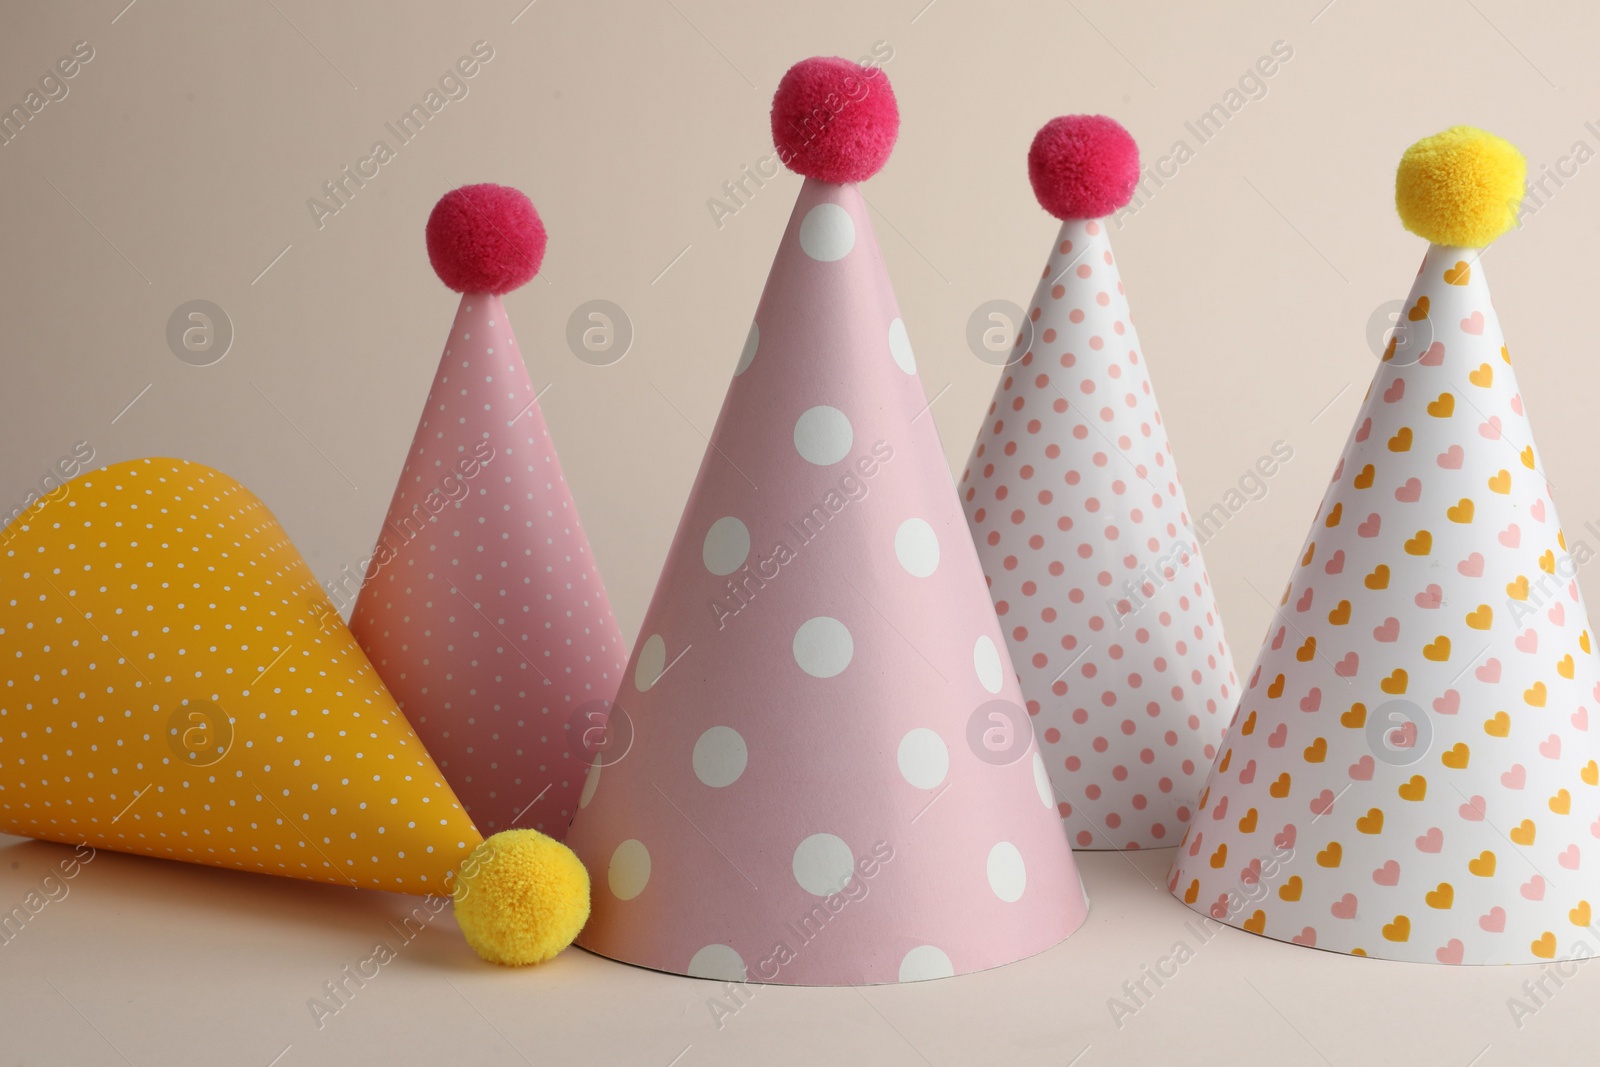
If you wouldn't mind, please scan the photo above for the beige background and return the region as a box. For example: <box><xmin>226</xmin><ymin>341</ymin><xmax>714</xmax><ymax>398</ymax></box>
<box><xmin>3</xmin><ymin>0</ymin><xmax>1599</xmax><ymax>1063</ymax></box>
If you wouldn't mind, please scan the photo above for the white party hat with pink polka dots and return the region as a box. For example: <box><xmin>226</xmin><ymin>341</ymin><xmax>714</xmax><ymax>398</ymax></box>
<box><xmin>961</xmin><ymin>117</ymin><xmax>1236</xmax><ymax>850</ymax></box>
<box><xmin>563</xmin><ymin>58</ymin><xmax>1086</xmax><ymax>986</ymax></box>
<box><xmin>1170</xmin><ymin>127</ymin><xmax>1600</xmax><ymax>964</ymax></box>
<box><xmin>348</xmin><ymin>184</ymin><xmax>625</xmax><ymax>841</ymax></box>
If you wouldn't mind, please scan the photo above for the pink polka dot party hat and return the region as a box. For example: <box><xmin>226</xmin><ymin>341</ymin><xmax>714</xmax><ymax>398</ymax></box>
<box><xmin>1169</xmin><ymin>127</ymin><xmax>1600</xmax><ymax>964</ymax></box>
<box><xmin>961</xmin><ymin>116</ymin><xmax>1236</xmax><ymax>850</ymax></box>
<box><xmin>348</xmin><ymin>184</ymin><xmax>625</xmax><ymax>840</ymax></box>
<box><xmin>563</xmin><ymin>58</ymin><xmax>1087</xmax><ymax>985</ymax></box>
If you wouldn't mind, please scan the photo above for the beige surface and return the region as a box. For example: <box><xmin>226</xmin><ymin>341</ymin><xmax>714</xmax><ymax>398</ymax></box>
<box><xmin>2</xmin><ymin>0</ymin><xmax>1598</xmax><ymax>1062</ymax></box>
<box><xmin>4</xmin><ymin>840</ymin><xmax>1593</xmax><ymax>1066</ymax></box>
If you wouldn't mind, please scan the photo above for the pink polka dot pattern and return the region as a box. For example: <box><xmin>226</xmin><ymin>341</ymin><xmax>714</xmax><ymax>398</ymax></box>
<box><xmin>349</xmin><ymin>295</ymin><xmax>624</xmax><ymax>839</ymax></box>
<box><xmin>1169</xmin><ymin>246</ymin><xmax>1600</xmax><ymax>964</ymax></box>
<box><xmin>564</xmin><ymin>179</ymin><xmax>1086</xmax><ymax>986</ymax></box>
<box><xmin>961</xmin><ymin>219</ymin><xmax>1236</xmax><ymax>850</ymax></box>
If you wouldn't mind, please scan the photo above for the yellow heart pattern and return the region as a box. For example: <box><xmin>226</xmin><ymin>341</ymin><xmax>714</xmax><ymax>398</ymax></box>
<box><xmin>1168</xmin><ymin>245</ymin><xmax>1600</xmax><ymax>966</ymax></box>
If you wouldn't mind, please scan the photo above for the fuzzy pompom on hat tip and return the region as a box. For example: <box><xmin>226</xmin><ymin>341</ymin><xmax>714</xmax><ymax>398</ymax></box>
<box><xmin>1028</xmin><ymin>115</ymin><xmax>1140</xmax><ymax>220</ymax></box>
<box><xmin>771</xmin><ymin>56</ymin><xmax>899</xmax><ymax>183</ymax></box>
<box><xmin>425</xmin><ymin>183</ymin><xmax>547</xmax><ymax>294</ymax></box>
<box><xmin>1395</xmin><ymin>126</ymin><xmax>1525</xmax><ymax>248</ymax></box>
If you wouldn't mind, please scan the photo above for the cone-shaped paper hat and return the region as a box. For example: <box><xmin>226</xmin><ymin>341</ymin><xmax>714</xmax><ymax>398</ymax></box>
<box><xmin>564</xmin><ymin>58</ymin><xmax>1086</xmax><ymax>985</ymax></box>
<box><xmin>962</xmin><ymin>116</ymin><xmax>1236</xmax><ymax>849</ymax></box>
<box><xmin>1170</xmin><ymin>128</ymin><xmax>1600</xmax><ymax>964</ymax></box>
<box><xmin>349</xmin><ymin>183</ymin><xmax>625</xmax><ymax>840</ymax></box>
<box><xmin>0</xmin><ymin>457</ymin><xmax>590</xmax><ymax>965</ymax></box>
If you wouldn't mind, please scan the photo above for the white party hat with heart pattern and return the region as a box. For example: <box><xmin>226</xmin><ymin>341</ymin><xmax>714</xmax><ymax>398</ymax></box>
<box><xmin>1169</xmin><ymin>127</ymin><xmax>1600</xmax><ymax>964</ymax></box>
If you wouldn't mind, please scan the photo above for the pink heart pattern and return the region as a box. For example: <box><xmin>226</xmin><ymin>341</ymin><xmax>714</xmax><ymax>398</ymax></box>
<box><xmin>1168</xmin><ymin>246</ymin><xmax>1600</xmax><ymax>965</ymax></box>
<box><xmin>962</xmin><ymin>218</ymin><xmax>1235</xmax><ymax>849</ymax></box>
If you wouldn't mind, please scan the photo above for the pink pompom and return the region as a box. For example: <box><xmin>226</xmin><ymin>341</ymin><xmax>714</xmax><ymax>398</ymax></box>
<box><xmin>771</xmin><ymin>57</ymin><xmax>898</xmax><ymax>183</ymax></box>
<box><xmin>425</xmin><ymin>183</ymin><xmax>547</xmax><ymax>294</ymax></box>
<box><xmin>1028</xmin><ymin>116</ymin><xmax>1141</xmax><ymax>220</ymax></box>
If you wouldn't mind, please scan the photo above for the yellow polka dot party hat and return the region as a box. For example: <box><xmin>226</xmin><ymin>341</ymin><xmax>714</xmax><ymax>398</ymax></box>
<box><xmin>1169</xmin><ymin>128</ymin><xmax>1600</xmax><ymax>965</ymax></box>
<box><xmin>0</xmin><ymin>457</ymin><xmax>588</xmax><ymax>966</ymax></box>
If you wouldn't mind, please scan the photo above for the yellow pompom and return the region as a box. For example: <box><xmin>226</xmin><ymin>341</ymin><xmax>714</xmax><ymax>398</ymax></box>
<box><xmin>452</xmin><ymin>829</ymin><xmax>591</xmax><ymax>966</ymax></box>
<box><xmin>1395</xmin><ymin>126</ymin><xmax>1526</xmax><ymax>248</ymax></box>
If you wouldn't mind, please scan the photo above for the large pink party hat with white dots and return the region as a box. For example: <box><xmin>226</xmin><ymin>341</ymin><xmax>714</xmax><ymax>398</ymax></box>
<box><xmin>349</xmin><ymin>184</ymin><xmax>625</xmax><ymax>840</ymax></box>
<box><xmin>1170</xmin><ymin>128</ymin><xmax>1600</xmax><ymax>964</ymax></box>
<box><xmin>962</xmin><ymin>117</ymin><xmax>1236</xmax><ymax>850</ymax></box>
<box><xmin>564</xmin><ymin>59</ymin><xmax>1086</xmax><ymax>986</ymax></box>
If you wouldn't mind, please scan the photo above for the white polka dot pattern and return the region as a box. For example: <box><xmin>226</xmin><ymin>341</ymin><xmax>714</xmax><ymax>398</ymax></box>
<box><xmin>349</xmin><ymin>294</ymin><xmax>625</xmax><ymax>838</ymax></box>
<box><xmin>0</xmin><ymin>458</ymin><xmax>480</xmax><ymax>892</ymax></box>
<box><xmin>564</xmin><ymin>178</ymin><xmax>1087</xmax><ymax>986</ymax></box>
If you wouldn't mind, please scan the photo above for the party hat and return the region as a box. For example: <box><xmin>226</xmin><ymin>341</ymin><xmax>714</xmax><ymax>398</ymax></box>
<box><xmin>0</xmin><ymin>457</ymin><xmax>588</xmax><ymax>965</ymax></box>
<box><xmin>961</xmin><ymin>116</ymin><xmax>1236</xmax><ymax>850</ymax></box>
<box><xmin>563</xmin><ymin>58</ymin><xmax>1086</xmax><ymax>986</ymax></box>
<box><xmin>348</xmin><ymin>183</ymin><xmax>625</xmax><ymax>840</ymax></box>
<box><xmin>1169</xmin><ymin>128</ymin><xmax>1600</xmax><ymax>964</ymax></box>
